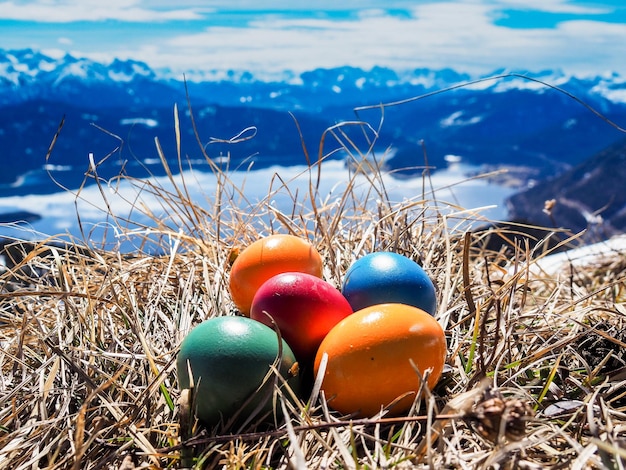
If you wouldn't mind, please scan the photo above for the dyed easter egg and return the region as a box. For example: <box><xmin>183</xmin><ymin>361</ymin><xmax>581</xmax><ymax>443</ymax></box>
<box><xmin>250</xmin><ymin>272</ymin><xmax>353</xmax><ymax>364</ymax></box>
<box><xmin>314</xmin><ymin>303</ymin><xmax>446</xmax><ymax>417</ymax></box>
<box><xmin>229</xmin><ymin>234</ymin><xmax>323</xmax><ymax>315</ymax></box>
<box><xmin>341</xmin><ymin>252</ymin><xmax>437</xmax><ymax>315</ymax></box>
<box><xmin>177</xmin><ymin>316</ymin><xmax>300</xmax><ymax>425</ymax></box>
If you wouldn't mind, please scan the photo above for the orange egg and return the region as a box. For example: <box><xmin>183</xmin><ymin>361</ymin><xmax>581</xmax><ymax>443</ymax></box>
<box><xmin>313</xmin><ymin>303</ymin><xmax>447</xmax><ymax>417</ymax></box>
<box><xmin>229</xmin><ymin>234</ymin><xmax>324</xmax><ymax>315</ymax></box>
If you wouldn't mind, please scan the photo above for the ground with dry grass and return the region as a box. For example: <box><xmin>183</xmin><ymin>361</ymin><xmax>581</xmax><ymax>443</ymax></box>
<box><xmin>1</xmin><ymin>114</ymin><xmax>625</xmax><ymax>469</ymax></box>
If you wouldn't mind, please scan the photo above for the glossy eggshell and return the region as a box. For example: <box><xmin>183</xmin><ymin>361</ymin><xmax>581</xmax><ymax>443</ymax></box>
<box><xmin>341</xmin><ymin>252</ymin><xmax>437</xmax><ymax>315</ymax></box>
<box><xmin>229</xmin><ymin>234</ymin><xmax>324</xmax><ymax>315</ymax></box>
<box><xmin>176</xmin><ymin>316</ymin><xmax>300</xmax><ymax>425</ymax></box>
<box><xmin>313</xmin><ymin>303</ymin><xmax>447</xmax><ymax>417</ymax></box>
<box><xmin>250</xmin><ymin>272</ymin><xmax>353</xmax><ymax>364</ymax></box>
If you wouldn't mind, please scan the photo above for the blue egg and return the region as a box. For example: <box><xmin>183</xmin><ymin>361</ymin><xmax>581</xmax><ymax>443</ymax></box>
<box><xmin>341</xmin><ymin>252</ymin><xmax>437</xmax><ymax>315</ymax></box>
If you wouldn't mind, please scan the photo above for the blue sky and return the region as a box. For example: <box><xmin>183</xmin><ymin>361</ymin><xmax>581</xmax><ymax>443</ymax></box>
<box><xmin>1</xmin><ymin>1</ymin><xmax>625</xmax><ymax>78</ymax></box>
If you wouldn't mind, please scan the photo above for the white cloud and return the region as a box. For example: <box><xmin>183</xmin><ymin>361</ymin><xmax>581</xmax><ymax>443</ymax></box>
<box><xmin>2</xmin><ymin>1</ymin><xmax>625</xmax><ymax>77</ymax></box>
<box><xmin>119</xmin><ymin>2</ymin><xmax>626</xmax><ymax>77</ymax></box>
<box><xmin>494</xmin><ymin>0</ymin><xmax>610</xmax><ymax>14</ymax></box>
<box><xmin>0</xmin><ymin>0</ymin><xmax>205</xmax><ymax>22</ymax></box>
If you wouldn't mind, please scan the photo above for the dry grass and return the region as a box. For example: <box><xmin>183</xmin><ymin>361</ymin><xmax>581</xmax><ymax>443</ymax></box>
<box><xmin>1</xmin><ymin>102</ymin><xmax>625</xmax><ymax>469</ymax></box>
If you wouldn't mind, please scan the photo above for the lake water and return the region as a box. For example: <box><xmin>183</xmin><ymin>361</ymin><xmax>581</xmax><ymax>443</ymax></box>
<box><xmin>0</xmin><ymin>159</ymin><xmax>518</xmax><ymax>253</ymax></box>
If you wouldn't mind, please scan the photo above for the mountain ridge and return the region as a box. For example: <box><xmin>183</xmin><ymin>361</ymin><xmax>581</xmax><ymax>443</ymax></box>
<box><xmin>507</xmin><ymin>137</ymin><xmax>626</xmax><ymax>236</ymax></box>
<box><xmin>3</xmin><ymin>48</ymin><xmax>626</xmax><ymax>108</ymax></box>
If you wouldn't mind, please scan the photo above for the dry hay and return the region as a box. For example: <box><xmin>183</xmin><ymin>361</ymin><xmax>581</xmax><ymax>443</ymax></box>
<box><xmin>0</xmin><ymin>111</ymin><xmax>625</xmax><ymax>470</ymax></box>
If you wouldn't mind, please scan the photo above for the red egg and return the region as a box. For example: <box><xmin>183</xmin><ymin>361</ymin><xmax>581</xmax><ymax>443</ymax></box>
<box><xmin>250</xmin><ymin>272</ymin><xmax>353</xmax><ymax>364</ymax></box>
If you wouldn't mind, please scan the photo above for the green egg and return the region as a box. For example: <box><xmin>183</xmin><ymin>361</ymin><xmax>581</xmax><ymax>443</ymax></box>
<box><xmin>176</xmin><ymin>316</ymin><xmax>300</xmax><ymax>425</ymax></box>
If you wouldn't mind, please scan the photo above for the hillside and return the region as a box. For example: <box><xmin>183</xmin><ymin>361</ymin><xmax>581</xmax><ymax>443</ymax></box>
<box><xmin>0</xmin><ymin>100</ymin><xmax>331</xmax><ymax>195</ymax></box>
<box><xmin>507</xmin><ymin>137</ymin><xmax>626</xmax><ymax>238</ymax></box>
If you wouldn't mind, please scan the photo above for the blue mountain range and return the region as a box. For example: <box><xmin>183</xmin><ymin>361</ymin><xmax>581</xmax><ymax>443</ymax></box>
<box><xmin>1</xmin><ymin>48</ymin><xmax>626</xmax><ymax>202</ymax></box>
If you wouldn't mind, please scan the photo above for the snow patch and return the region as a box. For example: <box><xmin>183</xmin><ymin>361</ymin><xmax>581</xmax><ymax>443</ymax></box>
<box><xmin>119</xmin><ymin>118</ymin><xmax>158</xmax><ymax>127</ymax></box>
<box><xmin>591</xmin><ymin>82</ymin><xmax>626</xmax><ymax>104</ymax></box>
<box><xmin>440</xmin><ymin>111</ymin><xmax>482</xmax><ymax>127</ymax></box>
<box><xmin>510</xmin><ymin>234</ymin><xmax>626</xmax><ymax>276</ymax></box>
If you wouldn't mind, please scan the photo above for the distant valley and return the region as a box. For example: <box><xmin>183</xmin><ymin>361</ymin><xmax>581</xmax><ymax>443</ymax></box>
<box><xmin>1</xmin><ymin>48</ymin><xmax>626</xmax><ymax>235</ymax></box>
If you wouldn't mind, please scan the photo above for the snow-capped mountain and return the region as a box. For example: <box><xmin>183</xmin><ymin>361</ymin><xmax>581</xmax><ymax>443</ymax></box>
<box><xmin>3</xmin><ymin>48</ymin><xmax>626</xmax><ymax>108</ymax></box>
<box><xmin>0</xmin><ymin>49</ymin><xmax>154</xmax><ymax>85</ymax></box>
<box><xmin>0</xmin><ymin>49</ymin><xmax>171</xmax><ymax>108</ymax></box>
<box><xmin>1</xmin><ymin>47</ymin><xmax>626</xmax><ymax>197</ymax></box>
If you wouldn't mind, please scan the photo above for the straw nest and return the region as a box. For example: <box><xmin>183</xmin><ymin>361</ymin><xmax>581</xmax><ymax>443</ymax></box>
<box><xmin>1</xmin><ymin>106</ymin><xmax>625</xmax><ymax>470</ymax></box>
